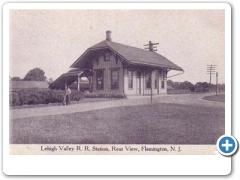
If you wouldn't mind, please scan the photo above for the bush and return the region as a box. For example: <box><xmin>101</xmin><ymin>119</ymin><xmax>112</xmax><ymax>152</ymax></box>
<box><xmin>189</xmin><ymin>85</ymin><xmax>195</xmax><ymax>92</ymax></box>
<box><xmin>84</xmin><ymin>92</ymin><xmax>126</xmax><ymax>98</ymax></box>
<box><xmin>9</xmin><ymin>89</ymin><xmax>125</xmax><ymax>107</ymax></box>
<box><xmin>10</xmin><ymin>89</ymin><xmax>84</xmax><ymax>107</ymax></box>
<box><xmin>10</xmin><ymin>92</ymin><xmax>21</xmax><ymax>106</ymax></box>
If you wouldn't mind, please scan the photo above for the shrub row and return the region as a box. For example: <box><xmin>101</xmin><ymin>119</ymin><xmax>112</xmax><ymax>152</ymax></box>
<box><xmin>10</xmin><ymin>89</ymin><xmax>126</xmax><ymax>107</ymax></box>
<box><xmin>10</xmin><ymin>89</ymin><xmax>83</xmax><ymax>107</ymax></box>
<box><xmin>83</xmin><ymin>92</ymin><xmax>127</xmax><ymax>98</ymax></box>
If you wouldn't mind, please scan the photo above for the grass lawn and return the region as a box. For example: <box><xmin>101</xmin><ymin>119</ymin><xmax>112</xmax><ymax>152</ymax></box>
<box><xmin>202</xmin><ymin>94</ymin><xmax>225</xmax><ymax>102</ymax></box>
<box><xmin>10</xmin><ymin>103</ymin><xmax>225</xmax><ymax>144</ymax></box>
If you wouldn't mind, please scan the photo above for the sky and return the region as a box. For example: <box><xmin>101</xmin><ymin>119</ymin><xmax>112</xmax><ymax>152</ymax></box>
<box><xmin>9</xmin><ymin>10</ymin><xmax>225</xmax><ymax>84</ymax></box>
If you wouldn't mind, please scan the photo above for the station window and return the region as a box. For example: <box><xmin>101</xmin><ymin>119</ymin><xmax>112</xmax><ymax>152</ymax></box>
<box><xmin>111</xmin><ymin>69</ymin><xmax>119</xmax><ymax>90</ymax></box>
<box><xmin>161</xmin><ymin>73</ymin><xmax>165</xmax><ymax>89</ymax></box>
<box><xmin>96</xmin><ymin>70</ymin><xmax>104</xmax><ymax>90</ymax></box>
<box><xmin>145</xmin><ymin>72</ymin><xmax>151</xmax><ymax>89</ymax></box>
<box><xmin>128</xmin><ymin>70</ymin><xmax>133</xmax><ymax>89</ymax></box>
<box><xmin>155</xmin><ymin>72</ymin><xmax>158</xmax><ymax>89</ymax></box>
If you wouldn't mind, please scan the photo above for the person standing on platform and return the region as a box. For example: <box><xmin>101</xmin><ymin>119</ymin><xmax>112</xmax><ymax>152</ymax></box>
<box><xmin>65</xmin><ymin>86</ymin><xmax>72</xmax><ymax>106</ymax></box>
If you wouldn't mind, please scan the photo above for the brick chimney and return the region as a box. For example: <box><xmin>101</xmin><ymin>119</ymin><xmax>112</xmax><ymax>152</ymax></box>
<box><xmin>106</xmin><ymin>30</ymin><xmax>112</xmax><ymax>41</ymax></box>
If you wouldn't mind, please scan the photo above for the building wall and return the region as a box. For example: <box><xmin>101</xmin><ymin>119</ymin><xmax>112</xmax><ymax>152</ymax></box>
<box><xmin>124</xmin><ymin>68</ymin><xmax>167</xmax><ymax>95</ymax></box>
<box><xmin>92</xmin><ymin>51</ymin><xmax>124</xmax><ymax>93</ymax></box>
<box><xmin>91</xmin><ymin>50</ymin><xmax>167</xmax><ymax>95</ymax></box>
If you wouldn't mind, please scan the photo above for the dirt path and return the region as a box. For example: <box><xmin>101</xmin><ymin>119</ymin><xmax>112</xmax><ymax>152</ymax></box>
<box><xmin>10</xmin><ymin>93</ymin><xmax>224</xmax><ymax>119</ymax></box>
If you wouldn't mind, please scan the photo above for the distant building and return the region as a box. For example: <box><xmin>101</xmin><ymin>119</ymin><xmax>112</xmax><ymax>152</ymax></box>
<box><xmin>10</xmin><ymin>81</ymin><xmax>49</xmax><ymax>90</ymax></box>
<box><xmin>50</xmin><ymin>31</ymin><xmax>183</xmax><ymax>95</ymax></box>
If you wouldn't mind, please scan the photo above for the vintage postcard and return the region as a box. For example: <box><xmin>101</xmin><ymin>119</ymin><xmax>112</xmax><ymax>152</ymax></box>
<box><xmin>3</xmin><ymin>2</ymin><xmax>232</xmax><ymax>175</ymax></box>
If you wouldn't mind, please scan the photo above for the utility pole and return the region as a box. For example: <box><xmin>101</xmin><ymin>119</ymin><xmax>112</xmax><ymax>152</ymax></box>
<box><xmin>207</xmin><ymin>65</ymin><xmax>217</xmax><ymax>92</ymax></box>
<box><xmin>144</xmin><ymin>41</ymin><xmax>159</xmax><ymax>103</ymax></box>
<box><xmin>216</xmin><ymin>72</ymin><xmax>218</xmax><ymax>95</ymax></box>
<box><xmin>144</xmin><ymin>41</ymin><xmax>159</xmax><ymax>52</ymax></box>
<box><xmin>151</xmin><ymin>74</ymin><xmax>153</xmax><ymax>103</ymax></box>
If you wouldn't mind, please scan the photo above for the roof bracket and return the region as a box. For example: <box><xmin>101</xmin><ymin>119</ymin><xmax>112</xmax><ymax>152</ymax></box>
<box><xmin>167</xmin><ymin>71</ymin><xmax>185</xmax><ymax>79</ymax></box>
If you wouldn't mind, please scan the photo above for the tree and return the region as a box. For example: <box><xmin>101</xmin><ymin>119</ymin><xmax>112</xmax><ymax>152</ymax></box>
<box><xmin>168</xmin><ymin>80</ymin><xmax>194</xmax><ymax>90</ymax></box>
<box><xmin>47</xmin><ymin>78</ymin><xmax>54</xmax><ymax>85</ymax></box>
<box><xmin>11</xmin><ymin>76</ymin><xmax>21</xmax><ymax>81</ymax></box>
<box><xmin>189</xmin><ymin>85</ymin><xmax>195</xmax><ymax>92</ymax></box>
<box><xmin>178</xmin><ymin>81</ymin><xmax>194</xmax><ymax>90</ymax></box>
<box><xmin>23</xmin><ymin>68</ymin><xmax>47</xmax><ymax>81</ymax></box>
<box><xmin>194</xmin><ymin>82</ymin><xmax>210</xmax><ymax>92</ymax></box>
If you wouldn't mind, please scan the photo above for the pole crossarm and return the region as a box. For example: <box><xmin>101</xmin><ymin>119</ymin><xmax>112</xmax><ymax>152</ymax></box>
<box><xmin>207</xmin><ymin>64</ymin><xmax>217</xmax><ymax>92</ymax></box>
<box><xmin>143</xmin><ymin>41</ymin><xmax>159</xmax><ymax>52</ymax></box>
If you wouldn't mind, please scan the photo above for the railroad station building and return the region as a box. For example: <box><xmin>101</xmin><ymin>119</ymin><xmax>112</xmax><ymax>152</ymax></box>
<box><xmin>50</xmin><ymin>31</ymin><xmax>183</xmax><ymax>95</ymax></box>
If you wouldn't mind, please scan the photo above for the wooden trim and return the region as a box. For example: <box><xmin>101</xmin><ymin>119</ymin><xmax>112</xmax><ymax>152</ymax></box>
<box><xmin>127</xmin><ymin>60</ymin><xmax>183</xmax><ymax>71</ymax></box>
<box><xmin>77</xmin><ymin>75</ymin><xmax>80</xmax><ymax>91</ymax></box>
<box><xmin>109</xmin><ymin>67</ymin><xmax>120</xmax><ymax>70</ymax></box>
<box><xmin>91</xmin><ymin>66</ymin><xmax>94</xmax><ymax>92</ymax></box>
<box><xmin>117</xmin><ymin>54</ymin><xmax>126</xmax><ymax>65</ymax></box>
<box><xmin>94</xmin><ymin>68</ymin><xmax>105</xmax><ymax>71</ymax></box>
<box><xmin>112</xmin><ymin>51</ymin><xmax>117</xmax><ymax>59</ymax></box>
<box><xmin>71</xmin><ymin>46</ymin><xmax>183</xmax><ymax>71</ymax></box>
<box><xmin>104</xmin><ymin>52</ymin><xmax>111</xmax><ymax>61</ymax></box>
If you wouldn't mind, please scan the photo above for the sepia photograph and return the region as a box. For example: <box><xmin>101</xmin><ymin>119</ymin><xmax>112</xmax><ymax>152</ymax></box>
<box><xmin>8</xmin><ymin>8</ymin><xmax>225</xmax><ymax>154</ymax></box>
<box><xmin>3</xmin><ymin>1</ymin><xmax>235</xmax><ymax>176</ymax></box>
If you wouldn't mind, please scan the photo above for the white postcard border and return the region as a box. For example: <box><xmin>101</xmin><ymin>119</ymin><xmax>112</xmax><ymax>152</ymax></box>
<box><xmin>3</xmin><ymin>2</ymin><xmax>231</xmax><ymax>175</ymax></box>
